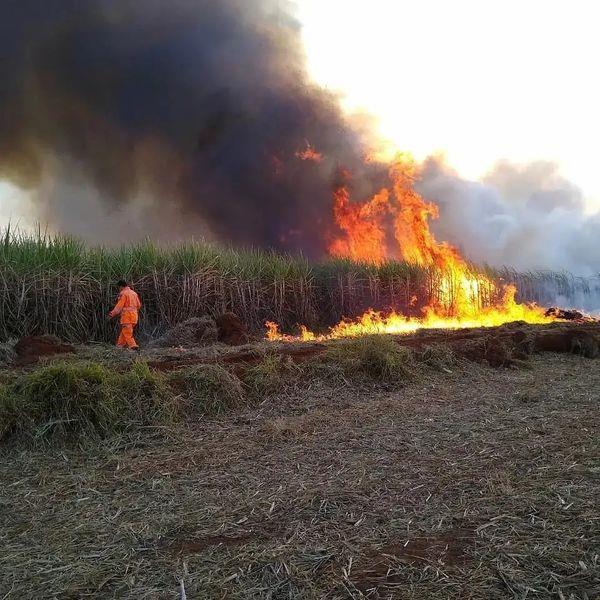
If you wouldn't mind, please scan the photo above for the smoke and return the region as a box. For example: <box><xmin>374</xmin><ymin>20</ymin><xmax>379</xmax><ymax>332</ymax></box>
<box><xmin>0</xmin><ymin>0</ymin><xmax>381</xmax><ymax>251</ymax></box>
<box><xmin>3</xmin><ymin>0</ymin><xmax>600</xmax><ymax>290</ymax></box>
<box><xmin>418</xmin><ymin>158</ymin><xmax>600</xmax><ymax>277</ymax></box>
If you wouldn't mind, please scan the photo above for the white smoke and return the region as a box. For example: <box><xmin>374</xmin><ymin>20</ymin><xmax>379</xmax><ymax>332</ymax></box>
<box><xmin>418</xmin><ymin>157</ymin><xmax>600</xmax><ymax>310</ymax></box>
<box><xmin>419</xmin><ymin>158</ymin><xmax>600</xmax><ymax>276</ymax></box>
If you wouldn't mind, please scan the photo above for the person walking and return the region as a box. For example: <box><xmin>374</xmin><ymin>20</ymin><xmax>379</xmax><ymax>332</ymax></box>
<box><xmin>109</xmin><ymin>280</ymin><xmax>142</xmax><ymax>350</ymax></box>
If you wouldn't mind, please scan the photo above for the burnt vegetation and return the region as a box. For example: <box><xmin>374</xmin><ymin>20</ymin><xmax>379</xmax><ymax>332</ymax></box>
<box><xmin>1</xmin><ymin>319</ymin><xmax>599</xmax><ymax>446</ymax></box>
<box><xmin>1</xmin><ymin>331</ymin><xmax>599</xmax><ymax>598</ymax></box>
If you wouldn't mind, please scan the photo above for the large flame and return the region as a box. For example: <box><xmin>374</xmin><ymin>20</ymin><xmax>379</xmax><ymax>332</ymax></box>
<box><xmin>266</xmin><ymin>285</ymin><xmax>554</xmax><ymax>342</ymax></box>
<box><xmin>268</xmin><ymin>154</ymin><xmax>556</xmax><ymax>341</ymax></box>
<box><xmin>328</xmin><ymin>169</ymin><xmax>391</xmax><ymax>265</ymax></box>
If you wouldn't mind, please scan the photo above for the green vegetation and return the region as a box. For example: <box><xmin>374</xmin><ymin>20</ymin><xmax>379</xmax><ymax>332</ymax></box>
<box><xmin>243</xmin><ymin>351</ymin><xmax>300</xmax><ymax>396</ymax></box>
<box><xmin>0</xmin><ymin>361</ymin><xmax>176</xmax><ymax>442</ymax></box>
<box><xmin>0</xmin><ymin>228</ymin><xmax>317</xmax><ymax>342</ymax></box>
<box><xmin>0</xmin><ymin>338</ymin><xmax>425</xmax><ymax>444</ymax></box>
<box><xmin>0</xmin><ymin>359</ymin><xmax>252</xmax><ymax>444</ymax></box>
<box><xmin>0</xmin><ymin>228</ymin><xmax>594</xmax><ymax>343</ymax></box>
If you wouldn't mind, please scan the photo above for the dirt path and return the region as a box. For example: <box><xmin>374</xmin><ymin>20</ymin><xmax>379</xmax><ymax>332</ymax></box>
<box><xmin>1</xmin><ymin>354</ymin><xmax>599</xmax><ymax>599</ymax></box>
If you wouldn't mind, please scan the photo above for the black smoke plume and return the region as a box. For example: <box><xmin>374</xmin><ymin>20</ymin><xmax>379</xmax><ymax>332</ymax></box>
<box><xmin>0</xmin><ymin>0</ymin><xmax>380</xmax><ymax>251</ymax></box>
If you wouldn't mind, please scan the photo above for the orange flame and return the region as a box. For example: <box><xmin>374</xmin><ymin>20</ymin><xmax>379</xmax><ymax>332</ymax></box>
<box><xmin>267</xmin><ymin>154</ymin><xmax>557</xmax><ymax>341</ymax></box>
<box><xmin>389</xmin><ymin>158</ymin><xmax>463</xmax><ymax>269</ymax></box>
<box><xmin>295</xmin><ymin>141</ymin><xmax>323</xmax><ymax>162</ymax></box>
<box><xmin>328</xmin><ymin>172</ymin><xmax>390</xmax><ymax>265</ymax></box>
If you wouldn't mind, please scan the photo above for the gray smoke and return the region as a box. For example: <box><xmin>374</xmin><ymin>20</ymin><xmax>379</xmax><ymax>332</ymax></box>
<box><xmin>418</xmin><ymin>158</ymin><xmax>600</xmax><ymax>310</ymax></box>
<box><xmin>419</xmin><ymin>158</ymin><xmax>600</xmax><ymax>276</ymax></box>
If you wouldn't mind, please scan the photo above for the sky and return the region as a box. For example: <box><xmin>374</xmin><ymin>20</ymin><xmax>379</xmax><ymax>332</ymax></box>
<box><xmin>2</xmin><ymin>0</ymin><xmax>600</xmax><ymax>226</ymax></box>
<box><xmin>297</xmin><ymin>0</ymin><xmax>600</xmax><ymax>210</ymax></box>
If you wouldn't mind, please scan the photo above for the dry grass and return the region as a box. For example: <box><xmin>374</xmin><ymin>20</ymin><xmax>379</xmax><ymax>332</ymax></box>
<box><xmin>1</xmin><ymin>352</ymin><xmax>598</xmax><ymax>598</ymax></box>
<box><xmin>0</xmin><ymin>339</ymin><xmax>16</xmax><ymax>365</ymax></box>
<box><xmin>169</xmin><ymin>364</ymin><xmax>245</xmax><ymax>415</ymax></box>
<box><xmin>0</xmin><ymin>358</ymin><xmax>256</xmax><ymax>444</ymax></box>
<box><xmin>413</xmin><ymin>343</ymin><xmax>457</xmax><ymax>371</ymax></box>
<box><xmin>150</xmin><ymin>316</ymin><xmax>219</xmax><ymax>348</ymax></box>
<box><xmin>324</xmin><ymin>335</ymin><xmax>415</xmax><ymax>380</ymax></box>
<box><xmin>243</xmin><ymin>351</ymin><xmax>302</xmax><ymax>397</ymax></box>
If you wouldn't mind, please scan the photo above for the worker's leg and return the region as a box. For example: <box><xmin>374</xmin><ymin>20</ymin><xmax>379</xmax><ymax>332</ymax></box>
<box><xmin>116</xmin><ymin>326</ymin><xmax>128</xmax><ymax>347</ymax></box>
<box><xmin>121</xmin><ymin>324</ymin><xmax>139</xmax><ymax>349</ymax></box>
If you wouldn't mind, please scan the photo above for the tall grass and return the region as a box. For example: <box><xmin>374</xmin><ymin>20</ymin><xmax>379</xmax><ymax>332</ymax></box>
<box><xmin>490</xmin><ymin>266</ymin><xmax>600</xmax><ymax>310</ymax></box>
<box><xmin>0</xmin><ymin>229</ymin><xmax>318</xmax><ymax>341</ymax></box>
<box><xmin>0</xmin><ymin>228</ymin><xmax>596</xmax><ymax>342</ymax></box>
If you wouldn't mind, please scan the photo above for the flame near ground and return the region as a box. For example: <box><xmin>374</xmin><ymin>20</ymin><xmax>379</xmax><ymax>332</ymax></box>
<box><xmin>267</xmin><ymin>155</ymin><xmax>556</xmax><ymax>342</ymax></box>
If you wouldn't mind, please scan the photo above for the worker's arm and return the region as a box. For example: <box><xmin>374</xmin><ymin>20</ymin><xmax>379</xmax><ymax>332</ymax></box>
<box><xmin>109</xmin><ymin>294</ymin><xmax>125</xmax><ymax>318</ymax></box>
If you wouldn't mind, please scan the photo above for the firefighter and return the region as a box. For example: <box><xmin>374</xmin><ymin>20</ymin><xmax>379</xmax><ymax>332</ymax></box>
<box><xmin>108</xmin><ymin>280</ymin><xmax>141</xmax><ymax>350</ymax></box>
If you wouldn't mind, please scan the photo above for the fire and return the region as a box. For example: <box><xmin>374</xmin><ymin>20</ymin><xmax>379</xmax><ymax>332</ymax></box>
<box><xmin>328</xmin><ymin>170</ymin><xmax>390</xmax><ymax>265</ymax></box>
<box><xmin>268</xmin><ymin>154</ymin><xmax>557</xmax><ymax>342</ymax></box>
<box><xmin>266</xmin><ymin>285</ymin><xmax>554</xmax><ymax>342</ymax></box>
<box><xmin>329</xmin><ymin>154</ymin><xmax>464</xmax><ymax>270</ymax></box>
<box><xmin>295</xmin><ymin>141</ymin><xmax>323</xmax><ymax>162</ymax></box>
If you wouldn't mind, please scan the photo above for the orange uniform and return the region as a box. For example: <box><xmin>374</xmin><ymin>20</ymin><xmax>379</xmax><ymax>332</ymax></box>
<box><xmin>109</xmin><ymin>286</ymin><xmax>142</xmax><ymax>349</ymax></box>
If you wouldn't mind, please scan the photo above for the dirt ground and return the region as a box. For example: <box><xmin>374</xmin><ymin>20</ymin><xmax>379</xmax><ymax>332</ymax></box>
<box><xmin>1</xmin><ymin>352</ymin><xmax>599</xmax><ymax>599</ymax></box>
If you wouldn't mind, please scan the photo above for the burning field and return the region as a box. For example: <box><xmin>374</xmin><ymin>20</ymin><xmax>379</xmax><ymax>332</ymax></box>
<box><xmin>0</xmin><ymin>223</ymin><xmax>599</xmax><ymax>598</ymax></box>
<box><xmin>0</xmin><ymin>156</ymin><xmax>593</xmax><ymax>347</ymax></box>
<box><xmin>1</xmin><ymin>1</ymin><xmax>599</xmax><ymax>344</ymax></box>
<box><xmin>1</xmin><ymin>0</ymin><xmax>600</xmax><ymax>598</ymax></box>
<box><xmin>260</xmin><ymin>155</ymin><xmax>574</xmax><ymax>342</ymax></box>
<box><xmin>1</xmin><ymin>45</ymin><xmax>599</xmax><ymax>600</ymax></box>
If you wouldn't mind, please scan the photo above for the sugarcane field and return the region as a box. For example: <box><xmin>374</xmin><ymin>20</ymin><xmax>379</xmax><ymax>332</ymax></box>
<box><xmin>2</xmin><ymin>2</ymin><xmax>600</xmax><ymax>599</ymax></box>
<box><xmin>0</xmin><ymin>236</ymin><xmax>599</xmax><ymax>599</ymax></box>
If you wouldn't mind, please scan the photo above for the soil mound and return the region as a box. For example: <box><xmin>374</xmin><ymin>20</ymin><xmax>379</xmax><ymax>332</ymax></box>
<box><xmin>535</xmin><ymin>329</ymin><xmax>600</xmax><ymax>358</ymax></box>
<box><xmin>150</xmin><ymin>317</ymin><xmax>219</xmax><ymax>348</ymax></box>
<box><xmin>455</xmin><ymin>336</ymin><xmax>513</xmax><ymax>367</ymax></box>
<box><xmin>401</xmin><ymin>323</ymin><xmax>600</xmax><ymax>367</ymax></box>
<box><xmin>150</xmin><ymin>313</ymin><xmax>249</xmax><ymax>348</ymax></box>
<box><xmin>216</xmin><ymin>312</ymin><xmax>249</xmax><ymax>346</ymax></box>
<box><xmin>14</xmin><ymin>335</ymin><xmax>75</xmax><ymax>365</ymax></box>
